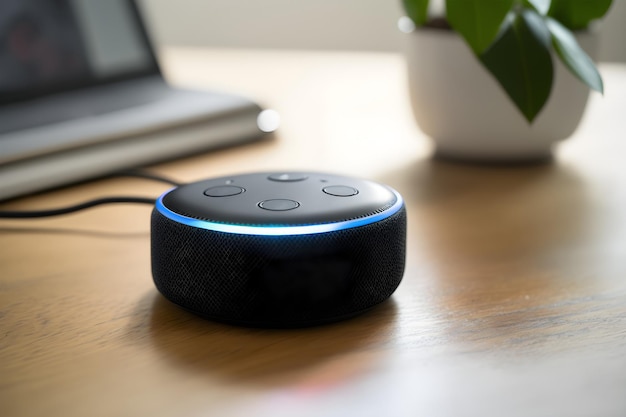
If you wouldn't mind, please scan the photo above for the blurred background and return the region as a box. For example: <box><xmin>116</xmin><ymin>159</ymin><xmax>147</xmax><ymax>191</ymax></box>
<box><xmin>140</xmin><ymin>0</ymin><xmax>626</xmax><ymax>63</ymax></box>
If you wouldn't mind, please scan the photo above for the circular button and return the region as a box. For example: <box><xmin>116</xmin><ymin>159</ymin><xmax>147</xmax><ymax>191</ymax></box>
<box><xmin>323</xmin><ymin>185</ymin><xmax>359</xmax><ymax>197</ymax></box>
<box><xmin>268</xmin><ymin>173</ymin><xmax>308</xmax><ymax>182</ymax></box>
<box><xmin>204</xmin><ymin>185</ymin><xmax>245</xmax><ymax>197</ymax></box>
<box><xmin>258</xmin><ymin>199</ymin><xmax>300</xmax><ymax>211</ymax></box>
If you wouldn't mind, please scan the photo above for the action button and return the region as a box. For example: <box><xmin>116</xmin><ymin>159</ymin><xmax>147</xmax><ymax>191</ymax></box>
<box><xmin>258</xmin><ymin>199</ymin><xmax>300</xmax><ymax>211</ymax></box>
<box><xmin>204</xmin><ymin>185</ymin><xmax>245</xmax><ymax>197</ymax></box>
<box><xmin>323</xmin><ymin>185</ymin><xmax>359</xmax><ymax>197</ymax></box>
<box><xmin>268</xmin><ymin>173</ymin><xmax>308</xmax><ymax>182</ymax></box>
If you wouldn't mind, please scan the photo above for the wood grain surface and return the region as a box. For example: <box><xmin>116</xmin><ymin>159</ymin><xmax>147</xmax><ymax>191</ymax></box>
<box><xmin>1</xmin><ymin>48</ymin><xmax>625</xmax><ymax>417</ymax></box>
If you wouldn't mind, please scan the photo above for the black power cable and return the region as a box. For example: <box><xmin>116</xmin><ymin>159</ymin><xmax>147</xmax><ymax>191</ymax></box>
<box><xmin>0</xmin><ymin>197</ymin><xmax>156</xmax><ymax>218</ymax></box>
<box><xmin>113</xmin><ymin>169</ymin><xmax>182</xmax><ymax>187</ymax></box>
<box><xmin>0</xmin><ymin>169</ymin><xmax>182</xmax><ymax>219</ymax></box>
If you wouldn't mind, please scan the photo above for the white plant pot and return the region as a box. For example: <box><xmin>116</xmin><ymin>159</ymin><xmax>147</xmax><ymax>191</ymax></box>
<box><xmin>404</xmin><ymin>27</ymin><xmax>599</xmax><ymax>161</ymax></box>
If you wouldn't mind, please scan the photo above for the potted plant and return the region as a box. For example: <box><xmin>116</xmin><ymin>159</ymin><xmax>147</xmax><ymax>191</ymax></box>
<box><xmin>401</xmin><ymin>0</ymin><xmax>613</xmax><ymax>161</ymax></box>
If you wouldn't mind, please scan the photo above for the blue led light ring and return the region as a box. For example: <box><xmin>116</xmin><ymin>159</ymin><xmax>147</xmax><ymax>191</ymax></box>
<box><xmin>155</xmin><ymin>189</ymin><xmax>404</xmax><ymax>236</ymax></box>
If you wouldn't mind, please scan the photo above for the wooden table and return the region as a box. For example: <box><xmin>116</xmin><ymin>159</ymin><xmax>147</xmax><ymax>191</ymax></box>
<box><xmin>1</xmin><ymin>48</ymin><xmax>626</xmax><ymax>417</ymax></box>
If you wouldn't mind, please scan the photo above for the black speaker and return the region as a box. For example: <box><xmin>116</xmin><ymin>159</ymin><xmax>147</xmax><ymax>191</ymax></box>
<box><xmin>151</xmin><ymin>172</ymin><xmax>406</xmax><ymax>327</ymax></box>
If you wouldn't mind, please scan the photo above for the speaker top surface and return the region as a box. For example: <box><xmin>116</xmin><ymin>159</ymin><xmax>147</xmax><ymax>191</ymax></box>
<box><xmin>157</xmin><ymin>172</ymin><xmax>402</xmax><ymax>235</ymax></box>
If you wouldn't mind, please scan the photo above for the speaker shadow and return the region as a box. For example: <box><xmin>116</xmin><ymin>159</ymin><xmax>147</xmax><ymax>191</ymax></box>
<box><xmin>141</xmin><ymin>292</ymin><xmax>398</xmax><ymax>385</ymax></box>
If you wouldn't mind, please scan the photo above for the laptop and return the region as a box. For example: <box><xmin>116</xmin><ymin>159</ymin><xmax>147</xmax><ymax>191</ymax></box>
<box><xmin>0</xmin><ymin>0</ymin><xmax>272</xmax><ymax>201</ymax></box>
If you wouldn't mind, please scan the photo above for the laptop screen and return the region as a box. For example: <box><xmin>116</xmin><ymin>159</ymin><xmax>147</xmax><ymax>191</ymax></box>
<box><xmin>0</xmin><ymin>0</ymin><xmax>159</xmax><ymax>105</ymax></box>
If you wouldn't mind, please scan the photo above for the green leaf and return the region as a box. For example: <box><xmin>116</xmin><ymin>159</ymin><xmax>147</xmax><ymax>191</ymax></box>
<box><xmin>548</xmin><ymin>0</ymin><xmax>613</xmax><ymax>29</ymax></box>
<box><xmin>403</xmin><ymin>0</ymin><xmax>430</xmax><ymax>26</ymax></box>
<box><xmin>446</xmin><ymin>0</ymin><xmax>514</xmax><ymax>55</ymax></box>
<box><xmin>524</xmin><ymin>0</ymin><xmax>551</xmax><ymax>15</ymax></box>
<box><xmin>547</xmin><ymin>17</ymin><xmax>603</xmax><ymax>93</ymax></box>
<box><xmin>480</xmin><ymin>9</ymin><xmax>554</xmax><ymax>123</ymax></box>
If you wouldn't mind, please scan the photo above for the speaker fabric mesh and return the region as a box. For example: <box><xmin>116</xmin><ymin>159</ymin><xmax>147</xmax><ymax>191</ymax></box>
<box><xmin>151</xmin><ymin>206</ymin><xmax>406</xmax><ymax>327</ymax></box>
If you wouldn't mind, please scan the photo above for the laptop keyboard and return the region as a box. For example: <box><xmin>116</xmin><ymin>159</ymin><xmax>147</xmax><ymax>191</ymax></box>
<box><xmin>0</xmin><ymin>78</ymin><xmax>170</xmax><ymax>135</ymax></box>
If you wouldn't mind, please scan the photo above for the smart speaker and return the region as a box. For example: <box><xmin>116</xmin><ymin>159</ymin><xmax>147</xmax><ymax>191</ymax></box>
<box><xmin>151</xmin><ymin>172</ymin><xmax>406</xmax><ymax>327</ymax></box>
